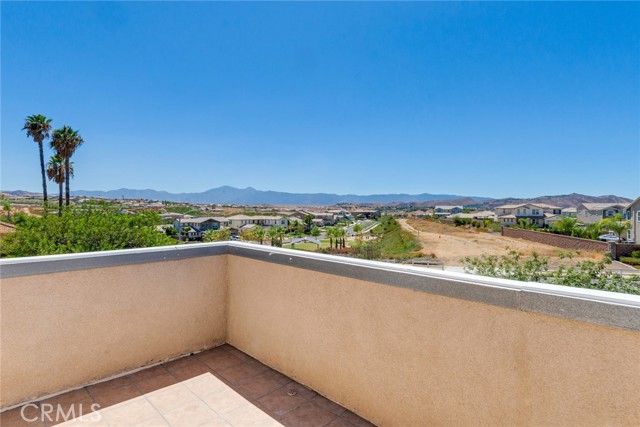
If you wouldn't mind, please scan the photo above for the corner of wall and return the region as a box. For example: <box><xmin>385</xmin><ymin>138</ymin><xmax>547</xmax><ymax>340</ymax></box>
<box><xmin>222</xmin><ymin>253</ymin><xmax>231</xmax><ymax>344</ymax></box>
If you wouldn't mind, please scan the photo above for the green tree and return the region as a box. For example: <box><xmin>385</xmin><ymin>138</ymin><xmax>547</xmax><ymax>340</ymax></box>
<box><xmin>46</xmin><ymin>154</ymin><xmax>71</xmax><ymax>216</ymax></box>
<box><xmin>463</xmin><ymin>250</ymin><xmax>639</xmax><ymax>295</ymax></box>
<box><xmin>203</xmin><ymin>228</ymin><xmax>231</xmax><ymax>242</ymax></box>
<box><xmin>22</xmin><ymin>114</ymin><xmax>52</xmax><ymax>207</ymax></box>
<box><xmin>334</xmin><ymin>227</ymin><xmax>346</xmax><ymax>249</ymax></box>
<box><xmin>267</xmin><ymin>226</ymin><xmax>280</xmax><ymax>247</ymax></box>
<box><xmin>275</xmin><ymin>226</ymin><xmax>286</xmax><ymax>247</ymax></box>
<box><xmin>584</xmin><ymin>222</ymin><xmax>604</xmax><ymax>240</ymax></box>
<box><xmin>551</xmin><ymin>216</ymin><xmax>577</xmax><ymax>236</ymax></box>
<box><xmin>325</xmin><ymin>226</ymin><xmax>335</xmax><ymax>248</ymax></box>
<box><xmin>2</xmin><ymin>199</ymin><xmax>12</xmax><ymax>223</ymax></box>
<box><xmin>303</xmin><ymin>214</ymin><xmax>314</xmax><ymax>232</ymax></box>
<box><xmin>310</xmin><ymin>226</ymin><xmax>321</xmax><ymax>237</ymax></box>
<box><xmin>0</xmin><ymin>202</ymin><xmax>174</xmax><ymax>257</ymax></box>
<box><xmin>601</xmin><ymin>214</ymin><xmax>631</xmax><ymax>242</ymax></box>
<box><xmin>51</xmin><ymin>126</ymin><xmax>84</xmax><ymax>206</ymax></box>
<box><xmin>253</xmin><ymin>226</ymin><xmax>265</xmax><ymax>244</ymax></box>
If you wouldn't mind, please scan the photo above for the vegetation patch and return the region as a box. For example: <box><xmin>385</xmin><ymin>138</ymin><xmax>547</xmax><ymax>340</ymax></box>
<box><xmin>371</xmin><ymin>216</ymin><xmax>422</xmax><ymax>259</ymax></box>
<box><xmin>463</xmin><ymin>250</ymin><xmax>639</xmax><ymax>295</ymax></box>
<box><xmin>164</xmin><ymin>206</ymin><xmax>206</xmax><ymax>216</ymax></box>
<box><xmin>620</xmin><ymin>257</ymin><xmax>640</xmax><ymax>266</ymax></box>
<box><xmin>0</xmin><ymin>202</ymin><xmax>174</xmax><ymax>257</ymax></box>
<box><xmin>284</xmin><ymin>242</ymin><xmax>328</xmax><ymax>251</ymax></box>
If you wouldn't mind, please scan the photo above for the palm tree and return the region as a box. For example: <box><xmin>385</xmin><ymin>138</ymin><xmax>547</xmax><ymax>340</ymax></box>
<box><xmin>274</xmin><ymin>226</ymin><xmax>286</xmax><ymax>247</ymax></box>
<box><xmin>326</xmin><ymin>226</ymin><xmax>335</xmax><ymax>249</ymax></box>
<box><xmin>334</xmin><ymin>227</ymin><xmax>346</xmax><ymax>249</ymax></box>
<box><xmin>253</xmin><ymin>226</ymin><xmax>265</xmax><ymax>245</ymax></box>
<box><xmin>552</xmin><ymin>217</ymin><xmax>577</xmax><ymax>236</ymax></box>
<box><xmin>267</xmin><ymin>227</ymin><xmax>280</xmax><ymax>247</ymax></box>
<box><xmin>22</xmin><ymin>114</ymin><xmax>52</xmax><ymax>206</ymax></box>
<box><xmin>46</xmin><ymin>155</ymin><xmax>72</xmax><ymax>216</ymax></box>
<box><xmin>602</xmin><ymin>214</ymin><xmax>631</xmax><ymax>242</ymax></box>
<box><xmin>51</xmin><ymin>126</ymin><xmax>84</xmax><ymax>206</ymax></box>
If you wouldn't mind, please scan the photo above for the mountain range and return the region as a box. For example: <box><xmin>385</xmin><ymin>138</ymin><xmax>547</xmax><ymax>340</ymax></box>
<box><xmin>408</xmin><ymin>193</ymin><xmax>632</xmax><ymax>209</ymax></box>
<box><xmin>474</xmin><ymin>193</ymin><xmax>632</xmax><ymax>209</ymax></box>
<box><xmin>2</xmin><ymin>187</ymin><xmax>633</xmax><ymax>208</ymax></box>
<box><xmin>65</xmin><ymin>186</ymin><xmax>490</xmax><ymax>205</ymax></box>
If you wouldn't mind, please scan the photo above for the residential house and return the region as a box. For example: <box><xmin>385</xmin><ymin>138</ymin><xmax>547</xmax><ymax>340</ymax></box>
<box><xmin>174</xmin><ymin>217</ymin><xmax>230</xmax><ymax>240</ymax></box>
<box><xmin>327</xmin><ymin>209</ymin><xmax>349</xmax><ymax>218</ymax></box>
<box><xmin>433</xmin><ymin>206</ymin><xmax>463</xmax><ymax>218</ymax></box>
<box><xmin>576</xmin><ymin>203</ymin><xmax>627</xmax><ymax>225</ymax></box>
<box><xmin>226</xmin><ymin>215</ymin><xmax>289</xmax><ymax>230</ymax></box>
<box><xmin>409</xmin><ymin>210</ymin><xmax>429</xmax><ymax>219</ymax></box>
<box><xmin>626</xmin><ymin>197</ymin><xmax>640</xmax><ymax>244</ymax></box>
<box><xmin>350</xmin><ymin>209</ymin><xmax>381</xmax><ymax>219</ymax></box>
<box><xmin>495</xmin><ymin>204</ymin><xmax>562</xmax><ymax>227</ymax></box>
<box><xmin>447</xmin><ymin>210</ymin><xmax>496</xmax><ymax>221</ymax></box>
<box><xmin>302</xmin><ymin>212</ymin><xmax>337</xmax><ymax>226</ymax></box>
<box><xmin>561</xmin><ymin>207</ymin><xmax>577</xmax><ymax>217</ymax></box>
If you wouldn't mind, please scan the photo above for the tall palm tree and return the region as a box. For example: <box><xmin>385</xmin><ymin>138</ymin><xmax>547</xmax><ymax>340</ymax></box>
<box><xmin>275</xmin><ymin>226</ymin><xmax>286</xmax><ymax>247</ymax></box>
<box><xmin>267</xmin><ymin>227</ymin><xmax>279</xmax><ymax>247</ymax></box>
<box><xmin>22</xmin><ymin>114</ymin><xmax>53</xmax><ymax>206</ymax></box>
<box><xmin>253</xmin><ymin>226</ymin><xmax>265</xmax><ymax>245</ymax></box>
<box><xmin>325</xmin><ymin>226</ymin><xmax>335</xmax><ymax>249</ymax></box>
<box><xmin>334</xmin><ymin>227</ymin><xmax>346</xmax><ymax>249</ymax></box>
<box><xmin>51</xmin><ymin>126</ymin><xmax>84</xmax><ymax>206</ymax></box>
<box><xmin>46</xmin><ymin>155</ymin><xmax>72</xmax><ymax>216</ymax></box>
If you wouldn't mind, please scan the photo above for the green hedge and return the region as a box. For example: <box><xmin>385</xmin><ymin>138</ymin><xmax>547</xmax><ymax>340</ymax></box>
<box><xmin>620</xmin><ymin>257</ymin><xmax>640</xmax><ymax>266</ymax></box>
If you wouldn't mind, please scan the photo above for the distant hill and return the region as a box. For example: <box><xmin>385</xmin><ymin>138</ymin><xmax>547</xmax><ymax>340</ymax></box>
<box><xmin>472</xmin><ymin>193</ymin><xmax>633</xmax><ymax>209</ymax></box>
<box><xmin>69</xmin><ymin>186</ymin><xmax>490</xmax><ymax>205</ymax></box>
<box><xmin>1</xmin><ymin>190</ymin><xmax>41</xmax><ymax>197</ymax></box>
<box><xmin>397</xmin><ymin>197</ymin><xmax>479</xmax><ymax>208</ymax></box>
<box><xmin>4</xmin><ymin>188</ymin><xmax>632</xmax><ymax>208</ymax></box>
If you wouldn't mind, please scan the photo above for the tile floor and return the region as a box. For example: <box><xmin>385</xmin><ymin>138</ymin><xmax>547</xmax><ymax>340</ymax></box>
<box><xmin>0</xmin><ymin>345</ymin><xmax>375</xmax><ymax>427</ymax></box>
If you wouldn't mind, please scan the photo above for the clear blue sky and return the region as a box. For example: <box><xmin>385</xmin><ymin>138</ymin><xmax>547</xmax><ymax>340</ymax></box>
<box><xmin>2</xmin><ymin>2</ymin><xmax>639</xmax><ymax>199</ymax></box>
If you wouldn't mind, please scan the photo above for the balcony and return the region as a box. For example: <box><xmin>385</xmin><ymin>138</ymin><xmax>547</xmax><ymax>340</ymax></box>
<box><xmin>1</xmin><ymin>242</ymin><xmax>639</xmax><ymax>426</ymax></box>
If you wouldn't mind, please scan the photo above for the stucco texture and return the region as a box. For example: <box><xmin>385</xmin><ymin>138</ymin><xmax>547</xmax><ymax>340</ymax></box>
<box><xmin>0</xmin><ymin>256</ymin><xmax>227</xmax><ymax>408</ymax></box>
<box><xmin>226</xmin><ymin>256</ymin><xmax>640</xmax><ymax>427</ymax></box>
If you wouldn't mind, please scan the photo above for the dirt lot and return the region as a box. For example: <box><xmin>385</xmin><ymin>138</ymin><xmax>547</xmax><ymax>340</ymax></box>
<box><xmin>401</xmin><ymin>219</ymin><xmax>604</xmax><ymax>266</ymax></box>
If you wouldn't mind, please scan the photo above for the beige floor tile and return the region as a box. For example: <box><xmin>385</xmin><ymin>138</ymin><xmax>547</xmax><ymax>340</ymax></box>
<box><xmin>162</xmin><ymin>400</ymin><xmax>221</xmax><ymax>427</ymax></box>
<box><xmin>101</xmin><ymin>397</ymin><xmax>159</xmax><ymax>426</ymax></box>
<box><xmin>129</xmin><ymin>413</ymin><xmax>170</xmax><ymax>426</ymax></box>
<box><xmin>222</xmin><ymin>404</ymin><xmax>282</xmax><ymax>427</ymax></box>
<box><xmin>183</xmin><ymin>373</ymin><xmax>228</xmax><ymax>398</ymax></box>
<box><xmin>51</xmin><ymin>411</ymin><xmax>108</xmax><ymax>427</ymax></box>
<box><xmin>200</xmin><ymin>389</ymin><xmax>247</xmax><ymax>415</ymax></box>
<box><xmin>197</xmin><ymin>418</ymin><xmax>232</xmax><ymax>427</ymax></box>
<box><xmin>146</xmin><ymin>384</ymin><xmax>198</xmax><ymax>414</ymax></box>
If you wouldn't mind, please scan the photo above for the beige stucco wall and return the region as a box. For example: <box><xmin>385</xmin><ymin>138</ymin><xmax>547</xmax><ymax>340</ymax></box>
<box><xmin>226</xmin><ymin>256</ymin><xmax>640</xmax><ymax>427</ymax></box>
<box><xmin>0</xmin><ymin>255</ymin><xmax>228</xmax><ymax>408</ymax></box>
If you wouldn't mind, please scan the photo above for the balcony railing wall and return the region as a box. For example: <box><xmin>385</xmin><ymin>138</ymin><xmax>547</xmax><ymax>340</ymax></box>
<box><xmin>2</xmin><ymin>243</ymin><xmax>639</xmax><ymax>426</ymax></box>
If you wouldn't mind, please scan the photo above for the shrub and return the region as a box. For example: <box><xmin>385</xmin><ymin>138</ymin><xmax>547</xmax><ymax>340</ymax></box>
<box><xmin>350</xmin><ymin>240</ymin><xmax>382</xmax><ymax>260</ymax></box>
<box><xmin>1</xmin><ymin>202</ymin><xmax>174</xmax><ymax>257</ymax></box>
<box><xmin>463</xmin><ymin>249</ymin><xmax>639</xmax><ymax>295</ymax></box>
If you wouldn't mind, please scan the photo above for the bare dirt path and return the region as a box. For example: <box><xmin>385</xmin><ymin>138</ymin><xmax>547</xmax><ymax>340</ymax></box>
<box><xmin>400</xmin><ymin>219</ymin><xmax>603</xmax><ymax>266</ymax></box>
